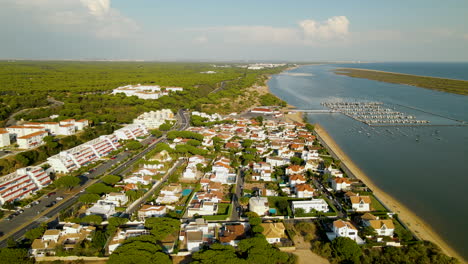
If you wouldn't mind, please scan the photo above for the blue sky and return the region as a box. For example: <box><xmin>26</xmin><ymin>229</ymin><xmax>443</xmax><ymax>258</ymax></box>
<box><xmin>1</xmin><ymin>0</ymin><xmax>467</xmax><ymax>61</ymax></box>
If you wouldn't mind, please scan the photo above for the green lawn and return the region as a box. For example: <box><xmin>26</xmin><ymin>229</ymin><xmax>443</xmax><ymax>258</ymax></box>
<box><xmin>370</xmin><ymin>195</ymin><xmax>388</xmax><ymax>212</ymax></box>
<box><xmin>202</xmin><ymin>203</ymin><xmax>231</xmax><ymax>220</ymax></box>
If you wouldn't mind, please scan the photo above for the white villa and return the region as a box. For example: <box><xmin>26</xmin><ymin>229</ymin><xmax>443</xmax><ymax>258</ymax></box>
<box><xmin>292</xmin><ymin>199</ymin><xmax>329</xmax><ymax>214</ymax></box>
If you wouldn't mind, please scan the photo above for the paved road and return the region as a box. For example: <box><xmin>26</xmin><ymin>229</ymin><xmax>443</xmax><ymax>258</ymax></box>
<box><xmin>229</xmin><ymin>169</ymin><xmax>244</xmax><ymax>221</ymax></box>
<box><xmin>0</xmin><ymin>110</ymin><xmax>190</xmax><ymax>246</ymax></box>
<box><xmin>123</xmin><ymin>158</ymin><xmax>186</xmax><ymax>216</ymax></box>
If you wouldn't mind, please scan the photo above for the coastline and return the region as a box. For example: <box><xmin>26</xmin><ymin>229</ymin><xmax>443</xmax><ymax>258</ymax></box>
<box><xmin>338</xmin><ymin>67</ymin><xmax>468</xmax><ymax>82</ymax></box>
<box><xmin>334</xmin><ymin>67</ymin><xmax>468</xmax><ymax>96</ymax></box>
<box><xmin>313</xmin><ymin>123</ymin><xmax>465</xmax><ymax>263</ymax></box>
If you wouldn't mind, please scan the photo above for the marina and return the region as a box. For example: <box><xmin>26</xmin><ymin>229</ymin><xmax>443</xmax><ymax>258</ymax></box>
<box><xmin>321</xmin><ymin>101</ymin><xmax>430</xmax><ymax>125</ymax></box>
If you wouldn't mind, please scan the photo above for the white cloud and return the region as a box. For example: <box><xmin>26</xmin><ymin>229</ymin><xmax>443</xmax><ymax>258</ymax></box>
<box><xmin>2</xmin><ymin>0</ymin><xmax>139</xmax><ymax>39</ymax></box>
<box><xmin>80</xmin><ymin>0</ymin><xmax>110</xmax><ymax>17</ymax></box>
<box><xmin>189</xmin><ymin>16</ymin><xmax>350</xmax><ymax>46</ymax></box>
<box><xmin>299</xmin><ymin>16</ymin><xmax>350</xmax><ymax>40</ymax></box>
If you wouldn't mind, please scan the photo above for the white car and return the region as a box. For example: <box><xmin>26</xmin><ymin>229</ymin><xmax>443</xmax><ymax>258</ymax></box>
<box><xmin>56</xmin><ymin>196</ymin><xmax>64</xmax><ymax>201</ymax></box>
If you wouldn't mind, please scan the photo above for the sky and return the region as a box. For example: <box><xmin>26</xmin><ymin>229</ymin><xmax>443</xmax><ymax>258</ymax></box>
<box><xmin>1</xmin><ymin>0</ymin><xmax>468</xmax><ymax>61</ymax></box>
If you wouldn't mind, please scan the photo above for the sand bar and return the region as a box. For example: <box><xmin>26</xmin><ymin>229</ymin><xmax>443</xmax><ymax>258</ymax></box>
<box><xmin>314</xmin><ymin>123</ymin><xmax>465</xmax><ymax>263</ymax></box>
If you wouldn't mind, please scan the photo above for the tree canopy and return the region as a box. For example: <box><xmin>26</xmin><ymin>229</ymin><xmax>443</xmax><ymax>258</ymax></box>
<box><xmin>54</xmin><ymin>176</ymin><xmax>80</xmax><ymax>189</ymax></box>
<box><xmin>192</xmin><ymin>238</ymin><xmax>295</xmax><ymax>264</ymax></box>
<box><xmin>144</xmin><ymin>217</ymin><xmax>180</xmax><ymax>240</ymax></box>
<box><xmin>108</xmin><ymin>235</ymin><xmax>171</xmax><ymax>264</ymax></box>
<box><xmin>86</xmin><ymin>183</ymin><xmax>116</xmax><ymax>195</ymax></box>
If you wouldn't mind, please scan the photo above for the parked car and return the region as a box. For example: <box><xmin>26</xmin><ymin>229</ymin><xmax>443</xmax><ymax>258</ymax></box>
<box><xmin>56</xmin><ymin>196</ymin><xmax>64</xmax><ymax>201</ymax></box>
<box><xmin>45</xmin><ymin>201</ymin><xmax>56</xmax><ymax>207</ymax></box>
<box><xmin>47</xmin><ymin>192</ymin><xmax>56</xmax><ymax>197</ymax></box>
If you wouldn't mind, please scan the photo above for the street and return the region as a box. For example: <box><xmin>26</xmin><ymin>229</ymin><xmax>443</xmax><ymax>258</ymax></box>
<box><xmin>0</xmin><ymin>110</ymin><xmax>190</xmax><ymax>247</ymax></box>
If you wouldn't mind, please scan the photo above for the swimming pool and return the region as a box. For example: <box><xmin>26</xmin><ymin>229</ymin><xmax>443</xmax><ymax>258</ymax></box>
<box><xmin>182</xmin><ymin>189</ymin><xmax>192</xmax><ymax>196</ymax></box>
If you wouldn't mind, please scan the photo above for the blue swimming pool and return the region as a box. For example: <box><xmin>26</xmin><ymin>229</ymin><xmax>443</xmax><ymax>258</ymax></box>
<box><xmin>182</xmin><ymin>189</ymin><xmax>192</xmax><ymax>196</ymax></box>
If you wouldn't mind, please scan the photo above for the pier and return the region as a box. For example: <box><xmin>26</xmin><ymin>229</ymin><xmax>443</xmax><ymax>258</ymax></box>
<box><xmin>290</xmin><ymin>109</ymin><xmax>339</xmax><ymax>113</ymax></box>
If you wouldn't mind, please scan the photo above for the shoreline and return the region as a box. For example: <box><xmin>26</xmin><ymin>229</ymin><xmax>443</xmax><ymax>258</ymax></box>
<box><xmin>337</xmin><ymin>67</ymin><xmax>468</xmax><ymax>82</ymax></box>
<box><xmin>313</xmin><ymin>123</ymin><xmax>465</xmax><ymax>263</ymax></box>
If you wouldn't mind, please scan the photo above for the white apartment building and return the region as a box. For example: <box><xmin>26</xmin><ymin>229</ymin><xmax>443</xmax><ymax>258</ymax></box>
<box><xmin>292</xmin><ymin>199</ymin><xmax>329</xmax><ymax>214</ymax></box>
<box><xmin>47</xmin><ymin>134</ymin><xmax>121</xmax><ymax>173</ymax></box>
<box><xmin>166</xmin><ymin>87</ymin><xmax>184</xmax><ymax>92</ymax></box>
<box><xmin>0</xmin><ymin>129</ymin><xmax>11</xmax><ymax>147</ymax></box>
<box><xmin>114</xmin><ymin>124</ymin><xmax>149</xmax><ymax>140</ymax></box>
<box><xmin>112</xmin><ymin>84</ymin><xmax>181</xmax><ymax>100</ymax></box>
<box><xmin>17</xmin><ymin>131</ymin><xmax>48</xmax><ymax>149</ymax></box>
<box><xmin>23</xmin><ymin>119</ymin><xmax>88</xmax><ymax>136</ymax></box>
<box><xmin>6</xmin><ymin>125</ymin><xmax>46</xmax><ymax>138</ymax></box>
<box><xmin>132</xmin><ymin>109</ymin><xmax>174</xmax><ymax>129</ymax></box>
<box><xmin>0</xmin><ymin>166</ymin><xmax>51</xmax><ymax>205</ymax></box>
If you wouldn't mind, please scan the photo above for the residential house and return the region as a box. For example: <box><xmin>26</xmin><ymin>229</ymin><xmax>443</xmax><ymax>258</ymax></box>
<box><xmin>285</xmin><ymin>165</ymin><xmax>305</xmax><ymax>175</ymax></box>
<box><xmin>156</xmin><ymin>184</ymin><xmax>182</xmax><ymax>204</ymax></box>
<box><xmin>179</xmin><ymin>219</ymin><xmax>217</xmax><ymax>252</ymax></box>
<box><xmin>108</xmin><ymin>226</ymin><xmax>150</xmax><ymax>254</ymax></box>
<box><xmin>104</xmin><ymin>192</ymin><xmax>128</xmax><ymax>206</ymax></box>
<box><xmin>350</xmin><ymin>195</ymin><xmax>371</xmax><ymax>212</ymax></box>
<box><xmin>219</xmin><ymin>223</ymin><xmax>248</xmax><ymax>247</ymax></box>
<box><xmin>266</xmin><ymin>156</ymin><xmax>288</xmax><ymax>167</ymax></box>
<box><xmin>86</xmin><ymin>200</ymin><xmax>116</xmax><ymax>219</ymax></box>
<box><xmin>333</xmin><ymin>220</ymin><xmax>361</xmax><ymax>243</ymax></box>
<box><xmin>138</xmin><ymin>204</ymin><xmax>167</xmax><ymax>220</ymax></box>
<box><xmin>260</xmin><ymin>222</ymin><xmax>287</xmax><ymax>244</ymax></box>
<box><xmin>295</xmin><ymin>183</ymin><xmax>314</xmax><ymax>198</ymax></box>
<box><xmin>249</xmin><ymin>197</ymin><xmax>269</xmax><ymax>216</ymax></box>
<box><xmin>363</xmin><ymin>217</ymin><xmax>395</xmax><ymax>237</ymax></box>
<box><xmin>288</xmin><ymin>174</ymin><xmax>306</xmax><ymax>187</ymax></box>
<box><xmin>30</xmin><ymin>224</ymin><xmax>95</xmax><ymax>257</ymax></box>
<box><xmin>331</xmin><ymin>177</ymin><xmax>352</xmax><ymax>191</ymax></box>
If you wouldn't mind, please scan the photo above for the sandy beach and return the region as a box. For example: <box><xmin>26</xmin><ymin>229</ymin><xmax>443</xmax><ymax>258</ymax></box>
<box><xmin>314</xmin><ymin>124</ymin><xmax>466</xmax><ymax>263</ymax></box>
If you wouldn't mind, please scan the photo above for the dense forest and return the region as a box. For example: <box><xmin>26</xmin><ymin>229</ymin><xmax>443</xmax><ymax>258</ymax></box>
<box><xmin>0</xmin><ymin>61</ymin><xmax>288</xmax><ymax>175</ymax></box>
<box><xmin>0</xmin><ymin>61</ymin><xmax>288</xmax><ymax>126</ymax></box>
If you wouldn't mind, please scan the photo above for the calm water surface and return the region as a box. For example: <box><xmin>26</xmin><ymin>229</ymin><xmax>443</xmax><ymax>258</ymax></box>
<box><xmin>269</xmin><ymin>63</ymin><xmax>468</xmax><ymax>259</ymax></box>
<box><xmin>336</xmin><ymin>62</ymin><xmax>468</xmax><ymax>81</ymax></box>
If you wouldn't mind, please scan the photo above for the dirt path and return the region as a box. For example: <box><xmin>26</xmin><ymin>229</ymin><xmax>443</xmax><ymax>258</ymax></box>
<box><xmin>292</xmin><ymin>249</ymin><xmax>330</xmax><ymax>264</ymax></box>
<box><xmin>5</xmin><ymin>97</ymin><xmax>64</xmax><ymax>126</ymax></box>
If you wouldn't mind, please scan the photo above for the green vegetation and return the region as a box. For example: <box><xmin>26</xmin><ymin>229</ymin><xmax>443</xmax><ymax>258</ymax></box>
<box><xmin>167</xmin><ymin>130</ymin><xmax>203</xmax><ymax>141</ymax></box>
<box><xmin>24</xmin><ymin>224</ymin><xmax>46</xmax><ymax>241</ymax></box>
<box><xmin>335</xmin><ymin>68</ymin><xmax>468</xmax><ymax>96</ymax></box>
<box><xmin>78</xmin><ymin>193</ymin><xmax>101</xmax><ymax>204</ymax></box>
<box><xmin>259</xmin><ymin>93</ymin><xmax>287</xmax><ymax>106</ymax></box>
<box><xmin>311</xmin><ymin>239</ymin><xmax>459</xmax><ymax>264</ymax></box>
<box><xmin>203</xmin><ymin>204</ymin><xmax>231</xmax><ymax>220</ymax></box>
<box><xmin>0</xmin><ymin>61</ymin><xmax>287</xmax><ymax>127</ymax></box>
<box><xmin>0</xmin><ymin>248</ymin><xmax>34</xmax><ymax>264</ymax></box>
<box><xmin>370</xmin><ymin>195</ymin><xmax>388</xmax><ymax>212</ymax></box>
<box><xmin>125</xmin><ymin>140</ymin><xmax>143</xmax><ymax>150</ymax></box>
<box><xmin>0</xmin><ymin>123</ymin><xmax>118</xmax><ymax>176</ymax></box>
<box><xmin>192</xmin><ymin>237</ymin><xmax>296</xmax><ymax>264</ymax></box>
<box><xmin>54</xmin><ymin>175</ymin><xmax>80</xmax><ymax>189</ymax></box>
<box><xmin>144</xmin><ymin>217</ymin><xmax>180</xmax><ymax>240</ymax></box>
<box><xmin>86</xmin><ymin>182</ymin><xmax>117</xmax><ymax>195</ymax></box>
<box><xmin>101</xmin><ymin>174</ymin><xmax>122</xmax><ymax>185</ymax></box>
<box><xmin>108</xmin><ymin>235</ymin><xmax>171</xmax><ymax>264</ymax></box>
